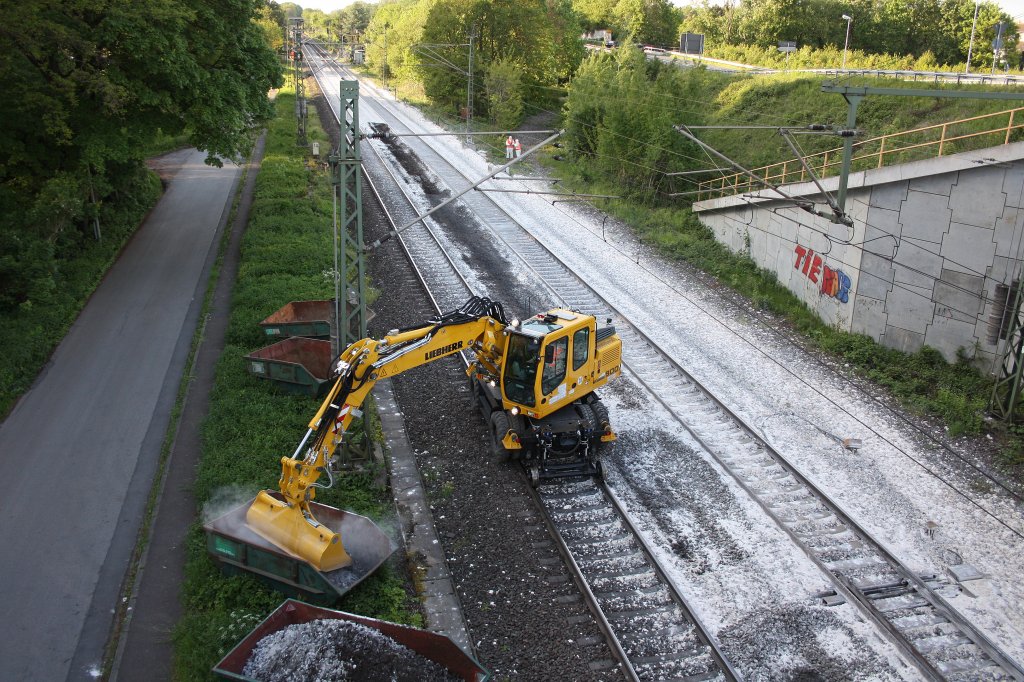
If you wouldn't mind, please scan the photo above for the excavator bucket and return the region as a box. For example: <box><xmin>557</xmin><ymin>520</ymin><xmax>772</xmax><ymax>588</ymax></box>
<box><xmin>245</xmin><ymin>490</ymin><xmax>353</xmax><ymax>572</ymax></box>
<box><xmin>204</xmin><ymin>490</ymin><xmax>394</xmax><ymax>602</ymax></box>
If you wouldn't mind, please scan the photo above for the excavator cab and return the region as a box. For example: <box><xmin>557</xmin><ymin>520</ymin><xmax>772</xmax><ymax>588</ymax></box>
<box><xmin>489</xmin><ymin>308</ymin><xmax>621</xmax><ymax>485</ymax></box>
<box><xmin>500</xmin><ymin>309</ymin><xmax>607</xmax><ymax>419</ymax></box>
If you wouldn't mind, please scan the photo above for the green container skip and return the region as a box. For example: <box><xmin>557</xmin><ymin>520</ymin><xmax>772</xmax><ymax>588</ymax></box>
<box><xmin>214</xmin><ymin>599</ymin><xmax>490</xmax><ymax>681</ymax></box>
<box><xmin>244</xmin><ymin>336</ymin><xmax>334</xmax><ymax>397</ymax></box>
<box><xmin>203</xmin><ymin>492</ymin><xmax>395</xmax><ymax>605</ymax></box>
<box><xmin>258</xmin><ymin>300</ymin><xmax>334</xmax><ymax>339</ymax></box>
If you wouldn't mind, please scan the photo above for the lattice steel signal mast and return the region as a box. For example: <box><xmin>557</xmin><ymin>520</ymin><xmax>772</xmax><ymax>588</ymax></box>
<box><xmin>329</xmin><ymin>81</ymin><xmax>367</xmax><ymax>353</ymax></box>
<box><xmin>289</xmin><ymin>17</ymin><xmax>307</xmax><ymax>145</ymax></box>
<box><xmin>988</xmin><ymin>282</ymin><xmax>1024</xmax><ymax>421</ymax></box>
<box><xmin>327</xmin><ymin>81</ymin><xmax>369</xmax><ymax>464</ymax></box>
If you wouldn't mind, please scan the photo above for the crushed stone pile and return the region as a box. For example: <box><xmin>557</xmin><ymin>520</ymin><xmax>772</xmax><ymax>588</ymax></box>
<box><xmin>242</xmin><ymin>618</ymin><xmax>462</xmax><ymax>682</ymax></box>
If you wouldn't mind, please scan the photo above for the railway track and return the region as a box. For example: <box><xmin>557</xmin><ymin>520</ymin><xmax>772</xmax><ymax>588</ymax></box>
<box><xmin>307</xmin><ymin>44</ymin><xmax>735</xmax><ymax>681</ymax></box>
<box><xmin>304</xmin><ymin>44</ymin><xmax>1024</xmax><ymax>681</ymax></box>
<box><xmin>531</xmin><ymin>478</ymin><xmax>738</xmax><ymax>681</ymax></box>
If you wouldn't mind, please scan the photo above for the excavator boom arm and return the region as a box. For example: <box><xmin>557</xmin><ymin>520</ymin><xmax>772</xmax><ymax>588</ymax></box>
<box><xmin>292</xmin><ymin>315</ymin><xmax>502</xmax><ymax>498</ymax></box>
<box><xmin>247</xmin><ymin>297</ymin><xmax>508</xmax><ymax>571</ymax></box>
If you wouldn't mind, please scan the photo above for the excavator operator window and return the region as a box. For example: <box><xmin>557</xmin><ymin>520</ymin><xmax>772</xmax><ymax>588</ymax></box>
<box><xmin>572</xmin><ymin>327</ymin><xmax>589</xmax><ymax>371</ymax></box>
<box><xmin>503</xmin><ymin>334</ymin><xmax>539</xmax><ymax>407</ymax></box>
<box><xmin>541</xmin><ymin>336</ymin><xmax>568</xmax><ymax>395</ymax></box>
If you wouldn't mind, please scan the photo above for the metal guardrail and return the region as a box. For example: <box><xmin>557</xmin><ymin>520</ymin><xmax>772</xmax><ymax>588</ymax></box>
<box><xmin>813</xmin><ymin>68</ymin><xmax>1024</xmax><ymax>86</ymax></box>
<box><xmin>659</xmin><ymin>49</ymin><xmax>1024</xmax><ymax>85</ymax></box>
<box><xmin>696</xmin><ymin>106</ymin><xmax>1024</xmax><ymax>201</ymax></box>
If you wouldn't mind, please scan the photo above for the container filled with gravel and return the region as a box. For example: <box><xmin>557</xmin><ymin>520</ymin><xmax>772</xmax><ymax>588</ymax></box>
<box><xmin>213</xmin><ymin>599</ymin><xmax>489</xmax><ymax>682</ymax></box>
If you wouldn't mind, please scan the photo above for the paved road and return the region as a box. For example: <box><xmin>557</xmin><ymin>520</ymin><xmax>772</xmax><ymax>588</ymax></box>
<box><xmin>0</xmin><ymin>148</ymin><xmax>241</xmax><ymax>681</ymax></box>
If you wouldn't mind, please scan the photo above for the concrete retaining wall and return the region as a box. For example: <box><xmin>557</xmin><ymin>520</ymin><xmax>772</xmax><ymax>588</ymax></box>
<box><xmin>692</xmin><ymin>141</ymin><xmax>1024</xmax><ymax>367</ymax></box>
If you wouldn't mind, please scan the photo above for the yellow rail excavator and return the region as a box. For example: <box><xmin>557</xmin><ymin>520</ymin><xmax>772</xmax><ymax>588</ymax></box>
<box><xmin>246</xmin><ymin>296</ymin><xmax>622</xmax><ymax>573</ymax></box>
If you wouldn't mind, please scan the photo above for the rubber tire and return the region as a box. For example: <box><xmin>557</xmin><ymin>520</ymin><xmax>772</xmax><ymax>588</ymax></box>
<box><xmin>507</xmin><ymin>413</ymin><xmax>526</xmax><ymax>461</ymax></box>
<box><xmin>468</xmin><ymin>375</ymin><xmax>481</xmax><ymax>410</ymax></box>
<box><xmin>576</xmin><ymin>402</ymin><xmax>597</xmax><ymax>432</ymax></box>
<box><xmin>490</xmin><ymin>410</ymin><xmax>512</xmax><ymax>461</ymax></box>
<box><xmin>591</xmin><ymin>399</ymin><xmax>610</xmax><ymax>432</ymax></box>
<box><xmin>589</xmin><ymin>399</ymin><xmax>610</xmax><ymax>457</ymax></box>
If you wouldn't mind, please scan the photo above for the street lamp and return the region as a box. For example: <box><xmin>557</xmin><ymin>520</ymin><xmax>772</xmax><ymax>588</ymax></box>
<box><xmin>966</xmin><ymin>1</ymin><xmax>979</xmax><ymax>73</ymax></box>
<box><xmin>841</xmin><ymin>15</ymin><xmax>853</xmax><ymax>70</ymax></box>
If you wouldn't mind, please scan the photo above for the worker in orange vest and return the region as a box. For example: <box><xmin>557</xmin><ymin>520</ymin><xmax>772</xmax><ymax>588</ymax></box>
<box><xmin>505</xmin><ymin>135</ymin><xmax>514</xmax><ymax>159</ymax></box>
<box><xmin>514</xmin><ymin>138</ymin><xmax>522</xmax><ymax>158</ymax></box>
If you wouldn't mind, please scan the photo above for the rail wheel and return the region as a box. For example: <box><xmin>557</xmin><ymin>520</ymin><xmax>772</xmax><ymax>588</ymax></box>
<box><xmin>507</xmin><ymin>413</ymin><xmax>526</xmax><ymax>460</ymax></box>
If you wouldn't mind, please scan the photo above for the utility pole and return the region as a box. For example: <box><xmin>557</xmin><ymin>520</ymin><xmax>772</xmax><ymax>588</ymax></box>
<box><xmin>992</xmin><ymin>21</ymin><xmax>1007</xmax><ymax>75</ymax></box>
<box><xmin>382</xmin><ymin>23</ymin><xmax>390</xmax><ymax>90</ymax></box>
<box><xmin>988</xmin><ymin>280</ymin><xmax>1024</xmax><ymax>421</ymax></box>
<box><xmin>466</xmin><ymin>25</ymin><xmax>475</xmax><ymax>143</ymax></box>
<box><xmin>841</xmin><ymin>15</ymin><xmax>852</xmax><ymax>70</ymax></box>
<box><xmin>966</xmin><ymin>1</ymin><xmax>979</xmax><ymax>73</ymax></box>
<box><xmin>290</xmin><ymin>17</ymin><xmax>306</xmax><ymax>145</ymax></box>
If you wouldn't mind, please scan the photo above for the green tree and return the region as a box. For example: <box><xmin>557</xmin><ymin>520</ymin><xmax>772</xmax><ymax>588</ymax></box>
<box><xmin>0</xmin><ymin>0</ymin><xmax>282</xmax><ymax>310</ymax></box>
<box><xmin>325</xmin><ymin>2</ymin><xmax>376</xmax><ymax>45</ymax></box>
<box><xmin>679</xmin><ymin>2</ymin><xmax>729</xmax><ymax>49</ymax></box>
<box><xmin>681</xmin><ymin>0</ymin><xmax>1018</xmax><ymax>67</ymax></box>
<box><xmin>612</xmin><ymin>0</ymin><xmax>682</xmax><ymax>47</ymax></box>
<box><xmin>574</xmin><ymin>0</ymin><xmax>617</xmax><ymax>30</ymax></box>
<box><xmin>279</xmin><ymin>2</ymin><xmax>302</xmax><ymax>19</ymax></box>
<box><xmin>303</xmin><ymin>8</ymin><xmax>330</xmax><ymax>39</ymax></box>
<box><xmin>365</xmin><ymin>0</ymin><xmax>425</xmax><ymax>88</ymax></box>
<box><xmin>563</xmin><ymin>49</ymin><xmax>707</xmax><ymax>197</ymax></box>
<box><xmin>485</xmin><ymin>57</ymin><xmax>525</xmax><ymax>128</ymax></box>
<box><xmin>342</xmin><ymin>2</ymin><xmax>377</xmax><ymax>35</ymax></box>
<box><xmin>401</xmin><ymin>0</ymin><xmax>582</xmax><ymax>118</ymax></box>
<box><xmin>257</xmin><ymin>2</ymin><xmax>288</xmax><ymax>52</ymax></box>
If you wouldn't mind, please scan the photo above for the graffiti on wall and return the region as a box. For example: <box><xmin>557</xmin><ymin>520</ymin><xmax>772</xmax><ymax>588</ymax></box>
<box><xmin>794</xmin><ymin>245</ymin><xmax>851</xmax><ymax>303</ymax></box>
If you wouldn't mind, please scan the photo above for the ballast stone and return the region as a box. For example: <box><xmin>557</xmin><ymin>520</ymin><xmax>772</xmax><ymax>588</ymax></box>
<box><xmin>242</xmin><ymin>618</ymin><xmax>461</xmax><ymax>682</ymax></box>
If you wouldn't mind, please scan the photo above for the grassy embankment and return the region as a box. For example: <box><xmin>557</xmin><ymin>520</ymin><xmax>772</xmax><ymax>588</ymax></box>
<box><xmin>700</xmin><ymin>41</ymin><xmax>1024</xmax><ymax>76</ymax></box>
<box><xmin>173</xmin><ymin>80</ymin><xmax>420</xmax><ymax>679</ymax></box>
